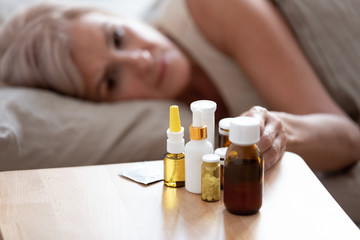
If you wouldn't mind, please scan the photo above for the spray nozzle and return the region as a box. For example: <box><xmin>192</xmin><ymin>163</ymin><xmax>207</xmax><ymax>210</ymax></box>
<box><xmin>167</xmin><ymin>105</ymin><xmax>184</xmax><ymax>153</ymax></box>
<box><xmin>189</xmin><ymin>109</ymin><xmax>207</xmax><ymax>140</ymax></box>
<box><xmin>192</xmin><ymin>109</ymin><xmax>203</xmax><ymax>127</ymax></box>
<box><xmin>169</xmin><ymin>105</ymin><xmax>181</xmax><ymax>132</ymax></box>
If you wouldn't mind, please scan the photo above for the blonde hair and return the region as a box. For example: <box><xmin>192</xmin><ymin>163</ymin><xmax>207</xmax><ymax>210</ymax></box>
<box><xmin>0</xmin><ymin>2</ymin><xmax>102</xmax><ymax>98</ymax></box>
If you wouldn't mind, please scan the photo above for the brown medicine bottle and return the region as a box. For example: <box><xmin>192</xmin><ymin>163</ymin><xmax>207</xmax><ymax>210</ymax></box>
<box><xmin>224</xmin><ymin>117</ymin><xmax>264</xmax><ymax>215</ymax></box>
<box><xmin>218</xmin><ymin>118</ymin><xmax>232</xmax><ymax>148</ymax></box>
<box><xmin>214</xmin><ymin>147</ymin><xmax>227</xmax><ymax>190</ymax></box>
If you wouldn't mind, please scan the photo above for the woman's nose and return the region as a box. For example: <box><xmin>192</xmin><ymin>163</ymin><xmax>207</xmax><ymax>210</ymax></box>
<box><xmin>113</xmin><ymin>49</ymin><xmax>153</xmax><ymax>73</ymax></box>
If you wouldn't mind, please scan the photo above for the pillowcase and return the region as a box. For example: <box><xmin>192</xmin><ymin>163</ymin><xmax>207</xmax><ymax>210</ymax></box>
<box><xmin>0</xmin><ymin>87</ymin><xmax>192</xmax><ymax>171</ymax></box>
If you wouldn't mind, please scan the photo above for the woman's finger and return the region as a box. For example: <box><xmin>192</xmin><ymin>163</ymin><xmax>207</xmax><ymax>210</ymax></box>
<box><xmin>263</xmin><ymin>130</ymin><xmax>287</xmax><ymax>170</ymax></box>
<box><xmin>241</xmin><ymin>106</ymin><xmax>287</xmax><ymax>170</ymax></box>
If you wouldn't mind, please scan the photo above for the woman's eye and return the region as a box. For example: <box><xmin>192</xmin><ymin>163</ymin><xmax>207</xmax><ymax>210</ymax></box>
<box><xmin>107</xmin><ymin>77</ymin><xmax>116</xmax><ymax>90</ymax></box>
<box><xmin>113</xmin><ymin>27</ymin><xmax>124</xmax><ymax>48</ymax></box>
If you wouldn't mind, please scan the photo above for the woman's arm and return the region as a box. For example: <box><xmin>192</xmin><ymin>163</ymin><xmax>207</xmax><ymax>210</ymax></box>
<box><xmin>275</xmin><ymin>111</ymin><xmax>360</xmax><ymax>171</ymax></box>
<box><xmin>187</xmin><ymin>0</ymin><xmax>341</xmax><ymax>115</ymax></box>
<box><xmin>187</xmin><ymin>0</ymin><xmax>360</xmax><ymax>171</ymax></box>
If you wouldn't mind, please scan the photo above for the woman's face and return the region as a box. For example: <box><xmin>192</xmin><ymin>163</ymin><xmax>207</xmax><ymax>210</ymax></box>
<box><xmin>69</xmin><ymin>12</ymin><xmax>191</xmax><ymax>101</ymax></box>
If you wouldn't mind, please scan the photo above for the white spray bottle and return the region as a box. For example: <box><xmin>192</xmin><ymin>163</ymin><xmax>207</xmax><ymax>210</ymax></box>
<box><xmin>185</xmin><ymin>109</ymin><xmax>213</xmax><ymax>194</ymax></box>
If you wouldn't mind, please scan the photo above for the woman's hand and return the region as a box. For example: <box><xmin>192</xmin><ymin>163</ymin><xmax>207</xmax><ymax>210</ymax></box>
<box><xmin>241</xmin><ymin>106</ymin><xmax>287</xmax><ymax>170</ymax></box>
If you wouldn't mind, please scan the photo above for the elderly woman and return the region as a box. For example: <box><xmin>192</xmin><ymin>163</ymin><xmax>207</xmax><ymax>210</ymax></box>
<box><xmin>0</xmin><ymin>1</ymin><xmax>359</xmax><ymax>174</ymax></box>
<box><xmin>1</xmin><ymin>0</ymin><xmax>360</xmax><ymax>225</ymax></box>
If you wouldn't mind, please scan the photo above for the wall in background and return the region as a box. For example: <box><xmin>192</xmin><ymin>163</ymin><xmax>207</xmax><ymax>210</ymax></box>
<box><xmin>0</xmin><ymin>0</ymin><xmax>158</xmax><ymax>24</ymax></box>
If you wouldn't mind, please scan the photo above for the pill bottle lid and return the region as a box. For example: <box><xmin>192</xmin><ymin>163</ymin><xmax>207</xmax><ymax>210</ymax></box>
<box><xmin>202</xmin><ymin>153</ymin><xmax>220</xmax><ymax>163</ymax></box>
<box><xmin>229</xmin><ymin>117</ymin><xmax>260</xmax><ymax>145</ymax></box>
<box><xmin>218</xmin><ymin>118</ymin><xmax>232</xmax><ymax>135</ymax></box>
<box><xmin>190</xmin><ymin>100</ymin><xmax>217</xmax><ymax>112</ymax></box>
<box><xmin>214</xmin><ymin>147</ymin><xmax>228</xmax><ymax>159</ymax></box>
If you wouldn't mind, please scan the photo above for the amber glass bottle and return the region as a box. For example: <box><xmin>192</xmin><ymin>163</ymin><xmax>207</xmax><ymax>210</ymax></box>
<box><xmin>214</xmin><ymin>147</ymin><xmax>227</xmax><ymax>190</ymax></box>
<box><xmin>164</xmin><ymin>153</ymin><xmax>185</xmax><ymax>187</ymax></box>
<box><xmin>218</xmin><ymin>118</ymin><xmax>232</xmax><ymax>148</ymax></box>
<box><xmin>224</xmin><ymin>117</ymin><xmax>264</xmax><ymax>215</ymax></box>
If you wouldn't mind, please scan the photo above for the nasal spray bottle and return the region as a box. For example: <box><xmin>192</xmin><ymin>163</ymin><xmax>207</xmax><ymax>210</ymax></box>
<box><xmin>164</xmin><ymin>105</ymin><xmax>185</xmax><ymax>188</ymax></box>
<box><xmin>185</xmin><ymin>109</ymin><xmax>213</xmax><ymax>194</ymax></box>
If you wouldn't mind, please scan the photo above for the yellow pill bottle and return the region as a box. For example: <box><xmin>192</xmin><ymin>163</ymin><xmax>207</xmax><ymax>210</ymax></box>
<box><xmin>201</xmin><ymin>154</ymin><xmax>220</xmax><ymax>202</ymax></box>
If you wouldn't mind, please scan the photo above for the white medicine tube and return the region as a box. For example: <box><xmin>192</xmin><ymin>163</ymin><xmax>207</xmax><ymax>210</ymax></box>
<box><xmin>190</xmin><ymin>100</ymin><xmax>217</xmax><ymax>149</ymax></box>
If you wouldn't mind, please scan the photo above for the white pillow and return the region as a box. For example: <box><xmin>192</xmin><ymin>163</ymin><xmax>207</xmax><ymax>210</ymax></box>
<box><xmin>0</xmin><ymin>87</ymin><xmax>191</xmax><ymax>170</ymax></box>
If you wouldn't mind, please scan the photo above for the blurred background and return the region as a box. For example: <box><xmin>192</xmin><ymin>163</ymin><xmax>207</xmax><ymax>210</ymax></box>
<box><xmin>0</xmin><ymin>0</ymin><xmax>158</xmax><ymax>23</ymax></box>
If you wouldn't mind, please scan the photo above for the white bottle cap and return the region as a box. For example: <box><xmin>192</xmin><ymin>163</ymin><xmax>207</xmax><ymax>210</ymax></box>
<box><xmin>218</xmin><ymin>118</ymin><xmax>232</xmax><ymax>135</ymax></box>
<box><xmin>214</xmin><ymin>147</ymin><xmax>228</xmax><ymax>159</ymax></box>
<box><xmin>202</xmin><ymin>153</ymin><xmax>220</xmax><ymax>163</ymax></box>
<box><xmin>229</xmin><ymin>117</ymin><xmax>260</xmax><ymax>145</ymax></box>
<box><xmin>190</xmin><ymin>100</ymin><xmax>217</xmax><ymax>148</ymax></box>
<box><xmin>190</xmin><ymin>100</ymin><xmax>217</xmax><ymax>112</ymax></box>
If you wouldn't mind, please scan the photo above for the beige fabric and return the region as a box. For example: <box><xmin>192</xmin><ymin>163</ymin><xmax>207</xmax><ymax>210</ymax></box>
<box><xmin>152</xmin><ymin>0</ymin><xmax>266</xmax><ymax>117</ymax></box>
<box><xmin>273</xmin><ymin>0</ymin><xmax>360</xmax><ymax>123</ymax></box>
<box><xmin>316</xmin><ymin>162</ymin><xmax>360</xmax><ymax>226</ymax></box>
<box><xmin>0</xmin><ymin>87</ymin><xmax>191</xmax><ymax>170</ymax></box>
